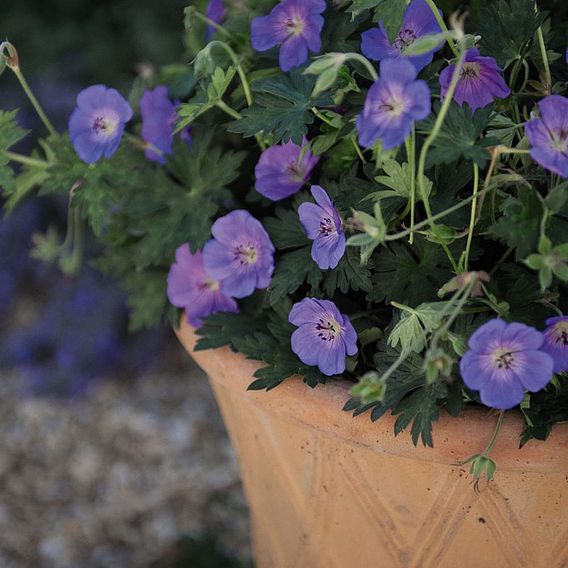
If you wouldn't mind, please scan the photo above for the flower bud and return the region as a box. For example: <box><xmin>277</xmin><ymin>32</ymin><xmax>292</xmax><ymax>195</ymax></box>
<box><xmin>350</xmin><ymin>371</ymin><xmax>386</xmax><ymax>404</ymax></box>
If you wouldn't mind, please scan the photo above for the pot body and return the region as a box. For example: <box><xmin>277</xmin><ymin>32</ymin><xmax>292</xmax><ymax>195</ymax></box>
<box><xmin>176</xmin><ymin>320</ymin><xmax>568</xmax><ymax>568</ymax></box>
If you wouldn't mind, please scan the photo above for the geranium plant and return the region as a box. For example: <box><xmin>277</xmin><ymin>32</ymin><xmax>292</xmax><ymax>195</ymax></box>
<box><xmin>2</xmin><ymin>0</ymin><xmax>567</xmax><ymax>482</ymax></box>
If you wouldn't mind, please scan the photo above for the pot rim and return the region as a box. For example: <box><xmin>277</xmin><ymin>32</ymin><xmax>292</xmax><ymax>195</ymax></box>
<box><xmin>175</xmin><ymin>316</ymin><xmax>568</xmax><ymax>474</ymax></box>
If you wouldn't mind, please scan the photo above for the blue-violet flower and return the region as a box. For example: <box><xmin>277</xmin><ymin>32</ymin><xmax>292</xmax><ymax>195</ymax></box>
<box><xmin>298</xmin><ymin>185</ymin><xmax>345</xmax><ymax>270</ymax></box>
<box><xmin>203</xmin><ymin>210</ymin><xmax>275</xmax><ymax>298</ymax></box>
<box><xmin>289</xmin><ymin>298</ymin><xmax>357</xmax><ymax>376</ymax></box>
<box><xmin>459</xmin><ymin>318</ymin><xmax>554</xmax><ymax>410</ymax></box>
<box><xmin>255</xmin><ymin>137</ymin><xmax>319</xmax><ymax>201</ymax></box>
<box><xmin>525</xmin><ymin>95</ymin><xmax>568</xmax><ymax>178</ymax></box>
<box><xmin>361</xmin><ymin>0</ymin><xmax>443</xmax><ymax>72</ymax></box>
<box><xmin>541</xmin><ymin>316</ymin><xmax>568</xmax><ymax>373</ymax></box>
<box><xmin>251</xmin><ymin>0</ymin><xmax>326</xmax><ymax>72</ymax></box>
<box><xmin>68</xmin><ymin>84</ymin><xmax>132</xmax><ymax>164</ymax></box>
<box><xmin>205</xmin><ymin>0</ymin><xmax>226</xmax><ymax>40</ymax></box>
<box><xmin>357</xmin><ymin>58</ymin><xmax>431</xmax><ymax>149</ymax></box>
<box><xmin>140</xmin><ymin>86</ymin><xmax>180</xmax><ymax>164</ymax></box>
<box><xmin>439</xmin><ymin>48</ymin><xmax>510</xmax><ymax>111</ymax></box>
<box><xmin>167</xmin><ymin>244</ymin><xmax>238</xmax><ymax>327</ymax></box>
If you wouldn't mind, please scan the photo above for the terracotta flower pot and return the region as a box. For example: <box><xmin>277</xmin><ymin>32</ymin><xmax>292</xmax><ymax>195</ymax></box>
<box><xmin>175</xmin><ymin>317</ymin><xmax>568</xmax><ymax>568</ymax></box>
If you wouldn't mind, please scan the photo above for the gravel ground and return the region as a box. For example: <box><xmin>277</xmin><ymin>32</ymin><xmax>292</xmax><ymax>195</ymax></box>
<box><xmin>0</xmin><ymin>340</ymin><xmax>250</xmax><ymax>568</ymax></box>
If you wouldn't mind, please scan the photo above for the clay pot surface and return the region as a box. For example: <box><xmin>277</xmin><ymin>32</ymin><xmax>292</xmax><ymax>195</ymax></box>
<box><xmin>176</xmin><ymin>318</ymin><xmax>568</xmax><ymax>568</ymax></box>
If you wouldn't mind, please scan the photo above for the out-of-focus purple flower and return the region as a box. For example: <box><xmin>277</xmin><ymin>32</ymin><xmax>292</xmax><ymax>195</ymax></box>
<box><xmin>541</xmin><ymin>316</ymin><xmax>568</xmax><ymax>373</ymax></box>
<box><xmin>140</xmin><ymin>86</ymin><xmax>192</xmax><ymax>164</ymax></box>
<box><xmin>525</xmin><ymin>95</ymin><xmax>568</xmax><ymax>178</ymax></box>
<box><xmin>203</xmin><ymin>210</ymin><xmax>275</xmax><ymax>298</ymax></box>
<box><xmin>255</xmin><ymin>137</ymin><xmax>319</xmax><ymax>201</ymax></box>
<box><xmin>205</xmin><ymin>0</ymin><xmax>226</xmax><ymax>40</ymax></box>
<box><xmin>439</xmin><ymin>48</ymin><xmax>510</xmax><ymax>111</ymax></box>
<box><xmin>140</xmin><ymin>86</ymin><xmax>176</xmax><ymax>163</ymax></box>
<box><xmin>68</xmin><ymin>85</ymin><xmax>132</xmax><ymax>164</ymax></box>
<box><xmin>459</xmin><ymin>318</ymin><xmax>554</xmax><ymax>410</ymax></box>
<box><xmin>251</xmin><ymin>0</ymin><xmax>326</xmax><ymax>72</ymax></box>
<box><xmin>167</xmin><ymin>244</ymin><xmax>238</xmax><ymax>327</ymax></box>
<box><xmin>298</xmin><ymin>185</ymin><xmax>345</xmax><ymax>270</ymax></box>
<box><xmin>361</xmin><ymin>0</ymin><xmax>443</xmax><ymax>72</ymax></box>
<box><xmin>289</xmin><ymin>298</ymin><xmax>357</xmax><ymax>376</ymax></box>
<box><xmin>357</xmin><ymin>58</ymin><xmax>431</xmax><ymax>149</ymax></box>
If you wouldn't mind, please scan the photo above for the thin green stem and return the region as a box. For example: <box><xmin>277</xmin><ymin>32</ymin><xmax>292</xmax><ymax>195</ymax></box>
<box><xmin>311</xmin><ymin>106</ymin><xmax>334</xmax><ymax>126</ymax></box>
<box><xmin>405</xmin><ymin>127</ymin><xmax>416</xmax><ymax>244</ymax></box>
<box><xmin>351</xmin><ymin>135</ymin><xmax>367</xmax><ymax>163</ymax></box>
<box><xmin>534</xmin><ymin>2</ymin><xmax>552</xmax><ymax>94</ymax></box>
<box><xmin>344</xmin><ymin>53</ymin><xmax>378</xmax><ymax>81</ymax></box>
<box><xmin>385</xmin><ymin>183</ymin><xmax>496</xmax><ymax>242</ymax></box>
<box><xmin>416</xmin><ymin>47</ymin><xmax>466</xmax><ymax>272</ymax></box>
<box><xmin>463</xmin><ymin>162</ymin><xmax>479</xmax><ymax>272</ymax></box>
<box><xmin>483</xmin><ymin>411</ymin><xmax>505</xmax><ymax>456</ymax></box>
<box><xmin>5</xmin><ymin>151</ymin><xmax>49</xmax><ymax>168</ymax></box>
<box><xmin>423</xmin><ymin>0</ymin><xmax>460</xmax><ymax>57</ymax></box>
<box><xmin>208</xmin><ymin>41</ymin><xmax>253</xmax><ymax>107</ymax></box>
<box><xmin>430</xmin><ymin>282</ymin><xmax>473</xmax><ymax>350</ymax></box>
<box><xmin>12</xmin><ymin>67</ymin><xmax>57</xmax><ymax>137</ymax></box>
<box><xmin>124</xmin><ymin>132</ymin><xmax>164</xmax><ymax>158</ymax></box>
<box><xmin>190</xmin><ymin>9</ymin><xmax>235</xmax><ymax>40</ymax></box>
<box><xmin>216</xmin><ymin>100</ymin><xmax>242</xmax><ymax>120</ymax></box>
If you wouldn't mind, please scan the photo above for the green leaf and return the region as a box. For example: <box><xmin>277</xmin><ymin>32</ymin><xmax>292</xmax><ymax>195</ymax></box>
<box><xmin>368</xmin><ymin>238</ymin><xmax>453</xmax><ymax>306</ymax></box>
<box><xmin>489</xmin><ymin>186</ymin><xmax>542</xmax><ymax>259</ymax></box>
<box><xmin>388</xmin><ymin>301</ymin><xmax>451</xmax><ymax>355</ymax></box>
<box><xmin>372</xmin><ymin>0</ymin><xmax>406</xmax><ymax>43</ymax></box>
<box><xmin>520</xmin><ymin>376</ymin><xmax>568</xmax><ymax>446</ymax></box>
<box><xmin>0</xmin><ymin>110</ymin><xmax>29</xmax><ymax>195</ymax></box>
<box><xmin>418</xmin><ymin>102</ymin><xmax>497</xmax><ymax>167</ymax></box>
<box><xmin>392</xmin><ymin>382</ymin><xmax>447</xmax><ymax>447</ymax></box>
<box><xmin>323</xmin><ymin>247</ymin><xmax>373</xmax><ymax>296</ymax></box>
<box><xmin>478</xmin><ymin>0</ymin><xmax>546</xmax><ymax>67</ymax></box>
<box><xmin>228</xmin><ymin>69</ymin><xmax>333</xmax><ymax>144</ymax></box>
<box><xmin>264</xmin><ymin>204</ymin><xmax>311</xmax><ymax>250</ymax></box>
<box><xmin>269</xmin><ymin>246</ymin><xmax>323</xmax><ymax>305</ymax></box>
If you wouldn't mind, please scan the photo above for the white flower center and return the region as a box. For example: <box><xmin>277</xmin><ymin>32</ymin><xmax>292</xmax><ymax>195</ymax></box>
<box><xmin>491</xmin><ymin>347</ymin><xmax>516</xmax><ymax>370</ymax></box>
<box><xmin>234</xmin><ymin>244</ymin><xmax>258</xmax><ymax>265</ymax></box>
<box><xmin>550</xmin><ymin>322</ymin><xmax>568</xmax><ymax>346</ymax></box>
<box><xmin>315</xmin><ymin>317</ymin><xmax>341</xmax><ymax>341</ymax></box>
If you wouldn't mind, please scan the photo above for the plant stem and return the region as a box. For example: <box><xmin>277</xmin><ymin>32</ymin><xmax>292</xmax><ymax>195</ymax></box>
<box><xmin>12</xmin><ymin>67</ymin><xmax>57</xmax><ymax>137</ymax></box>
<box><xmin>216</xmin><ymin>100</ymin><xmax>242</xmax><ymax>120</ymax></box>
<box><xmin>208</xmin><ymin>41</ymin><xmax>253</xmax><ymax>107</ymax></box>
<box><xmin>405</xmin><ymin>127</ymin><xmax>416</xmax><ymax>244</ymax></box>
<box><xmin>423</xmin><ymin>0</ymin><xmax>460</xmax><ymax>57</ymax></box>
<box><xmin>5</xmin><ymin>151</ymin><xmax>49</xmax><ymax>168</ymax></box>
<box><xmin>310</xmin><ymin>106</ymin><xmax>334</xmax><ymax>126</ymax></box>
<box><xmin>190</xmin><ymin>9</ymin><xmax>235</xmax><ymax>41</ymax></box>
<box><xmin>385</xmin><ymin>184</ymin><xmax>496</xmax><ymax>242</ymax></box>
<box><xmin>345</xmin><ymin>53</ymin><xmax>378</xmax><ymax>81</ymax></box>
<box><xmin>483</xmin><ymin>411</ymin><xmax>505</xmax><ymax>456</ymax></box>
<box><xmin>463</xmin><ymin>162</ymin><xmax>479</xmax><ymax>272</ymax></box>
<box><xmin>351</xmin><ymin>135</ymin><xmax>367</xmax><ymax>163</ymax></box>
<box><xmin>534</xmin><ymin>2</ymin><xmax>552</xmax><ymax>94</ymax></box>
<box><xmin>416</xmin><ymin>46</ymin><xmax>465</xmax><ymax>272</ymax></box>
<box><xmin>430</xmin><ymin>282</ymin><xmax>473</xmax><ymax>350</ymax></box>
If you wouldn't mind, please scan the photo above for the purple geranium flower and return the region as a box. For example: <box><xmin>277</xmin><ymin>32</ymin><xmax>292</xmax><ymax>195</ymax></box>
<box><xmin>361</xmin><ymin>0</ymin><xmax>443</xmax><ymax>72</ymax></box>
<box><xmin>289</xmin><ymin>298</ymin><xmax>357</xmax><ymax>376</ymax></box>
<box><xmin>203</xmin><ymin>210</ymin><xmax>275</xmax><ymax>298</ymax></box>
<box><xmin>140</xmin><ymin>86</ymin><xmax>177</xmax><ymax>163</ymax></box>
<box><xmin>459</xmin><ymin>319</ymin><xmax>554</xmax><ymax>410</ymax></box>
<box><xmin>525</xmin><ymin>95</ymin><xmax>568</xmax><ymax>178</ymax></box>
<box><xmin>206</xmin><ymin>0</ymin><xmax>226</xmax><ymax>40</ymax></box>
<box><xmin>357</xmin><ymin>58</ymin><xmax>431</xmax><ymax>149</ymax></box>
<box><xmin>251</xmin><ymin>0</ymin><xmax>326</xmax><ymax>72</ymax></box>
<box><xmin>167</xmin><ymin>244</ymin><xmax>238</xmax><ymax>327</ymax></box>
<box><xmin>255</xmin><ymin>137</ymin><xmax>319</xmax><ymax>201</ymax></box>
<box><xmin>439</xmin><ymin>48</ymin><xmax>510</xmax><ymax>111</ymax></box>
<box><xmin>541</xmin><ymin>316</ymin><xmax>568</xmax><ymax>373</ymax></box>
<box><xmin>68</xmin><ymin>84</ymin><xmax>132</xmax><ymax>164</ymax></box>
<box><xmin>298</xmin><ymin>185</ymin><xmax>345</xmax><ymax>270</ymax></box>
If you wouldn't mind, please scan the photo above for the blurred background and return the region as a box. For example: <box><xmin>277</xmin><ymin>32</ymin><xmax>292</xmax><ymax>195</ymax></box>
<box><xmin>0</xmin><ymin>1</ymin><xmax>250</xmax><ymax>566</ymax></box>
